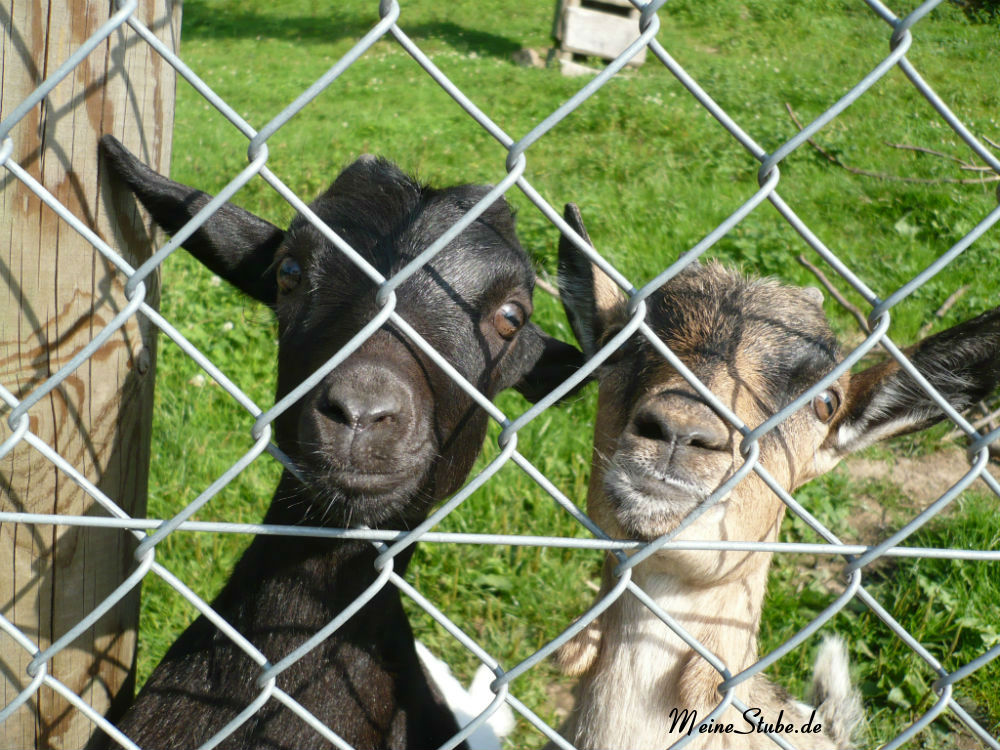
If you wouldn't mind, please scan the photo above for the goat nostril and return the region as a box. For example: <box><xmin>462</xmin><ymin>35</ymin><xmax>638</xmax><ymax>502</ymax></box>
<box><xmin>324</xmin><ymin>400</ymin><xmax>353</xmax><ymax>427</ymax></box>
<box><xmin>685</xmin><ymin>428</ymin><xmax>728</xmax><ymax>452</ymax></box>
<box><xmin>323</xmin><ymin>391</ymin><xmax>402</xmax><ymax>431</ymax></box>
<box><xmin>630</xmin><ymin>404</ymin><xmax>729</xmax><ymax>451</ymax></box>
<box><xmin>367</xmin><ymin>409</ymin><xmax>397</xmax><ymax>428</ymax></box>
<box><xmin>634</xmin><ymin>412</ymin><xmax>671</xmax><ymax>443</ymax></box>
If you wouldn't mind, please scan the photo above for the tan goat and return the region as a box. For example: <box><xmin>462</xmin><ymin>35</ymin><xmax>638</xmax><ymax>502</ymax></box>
<box><xmin>552</xmin><ymin>204</ymin><xmax>1000</xmax><ymax>750</ymax></box>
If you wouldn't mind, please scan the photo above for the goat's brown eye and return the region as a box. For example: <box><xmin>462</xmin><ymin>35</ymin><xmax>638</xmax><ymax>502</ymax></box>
<box><xmin>494</xmin><ymin>302</ymin><xmax>526</xmax><ymax>340</ymax></box>
<box><xmin>812</xmin><ymin>389</ymin><xmax>841</xmax><ymax>423</ymax></box>
<box><xmin>277</xmin><ymin>256</ymin><xmax>302</xmax><ymax>293</ymax></box>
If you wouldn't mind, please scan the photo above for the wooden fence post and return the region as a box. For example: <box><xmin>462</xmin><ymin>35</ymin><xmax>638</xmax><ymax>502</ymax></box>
<box><xmin>1</xmin><ymin>1</ymin><xmax>181</xmax><ymax>747</ymax></box>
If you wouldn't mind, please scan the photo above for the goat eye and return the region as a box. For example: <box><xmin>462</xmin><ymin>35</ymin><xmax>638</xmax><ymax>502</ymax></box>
<box><xmin>277</xmin><ymin>256</ymin><xmax>302</xmax><ymax>293</ymax></box>
<box><xmin>812</xmin><ymin>389</ymin><xmax>841</xmax><ymax>423</ymax></box>
<box><xmin>493</xmin><ymin>302</ymin><xmax>526</xmax><ymax>340</ymax></box>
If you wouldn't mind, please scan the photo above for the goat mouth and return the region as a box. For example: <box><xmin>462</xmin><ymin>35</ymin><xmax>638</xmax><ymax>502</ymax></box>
<box><xmin>293</xmin><ymin>467</ymin><xmax>430</xmax><ymax>528</ymax></box>
<box><xmin>603</xmin><ymin>465</ymin><xmax>711</xmax><ymax>539</ymax></box>
<box><xmin>320</xmin><ymin>466</ymin><xmax>421</xmax><ymax>496</ymax></box>
<box><xmin>292</xmin><ymin>434</ymin><xmax>435</xmax><ymax>495</ymax></box>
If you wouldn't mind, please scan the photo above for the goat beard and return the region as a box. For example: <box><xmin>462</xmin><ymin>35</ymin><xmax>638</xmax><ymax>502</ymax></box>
<box><xmin>277</xmin><ymin>463</ymin><xmax>437</xmax><ymax>529</ymax></box>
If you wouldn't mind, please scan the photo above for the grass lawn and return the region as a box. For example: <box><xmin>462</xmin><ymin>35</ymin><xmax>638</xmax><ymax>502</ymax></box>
<box><xmin>138</xmin><ymin>0</ymin><xmax>1000</xmax><ymax>747</ymax></box>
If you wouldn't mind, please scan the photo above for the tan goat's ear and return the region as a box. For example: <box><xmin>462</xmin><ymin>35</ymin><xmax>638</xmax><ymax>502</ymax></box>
<box><xmin>557</xmin><ymin>203</ymin><xmax>628</xmax><ymax>358</ymax></box>
<box><xmin>828</xmin><ymin>306</ymin><xmax>1000</xmax><ymax>456</ymax></box>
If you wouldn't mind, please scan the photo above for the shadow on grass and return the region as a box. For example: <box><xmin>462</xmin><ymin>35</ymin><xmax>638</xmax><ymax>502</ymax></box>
<box><xmin>399</xmin><ymin>21</ymin><xmax>523</xmax><ymax>57</ymax></box>
<box><xmin>181</xmin><ymin>2</ymin><xmax>374</xmax><ymax>42</ymax></box>
<box><xmin>182</xmin><ymin>2</ymin><xmax>523</xmax><ymax>58</ymax></box>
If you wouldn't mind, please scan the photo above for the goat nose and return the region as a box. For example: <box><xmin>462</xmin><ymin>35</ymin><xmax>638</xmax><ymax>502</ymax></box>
<box><xmin>630</xmin><ymin>399</ymin><xmax>729</xmax><ymax>452</ymax></box>
<box><xmin>324</xmin><ymin>388</ymin><xmax>401</xmax><ymax>431</ymax></box>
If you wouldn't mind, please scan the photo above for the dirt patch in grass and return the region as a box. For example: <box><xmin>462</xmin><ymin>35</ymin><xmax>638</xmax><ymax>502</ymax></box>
<box><xmin>845</xmin><ymin>447</ymin><xmax>1000</xmax><ymax>545</ymax></box>
<box><xmin>796</xmin><ymin>447</ymin><xmax>999</xmax><ymax>598</ymax></box>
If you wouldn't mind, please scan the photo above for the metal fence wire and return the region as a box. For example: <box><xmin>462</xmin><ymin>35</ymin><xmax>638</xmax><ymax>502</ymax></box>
<box><xmin>2</xmin><ymin>0</ymin><xmax>1000</xmax><ymax>748</ymax></box>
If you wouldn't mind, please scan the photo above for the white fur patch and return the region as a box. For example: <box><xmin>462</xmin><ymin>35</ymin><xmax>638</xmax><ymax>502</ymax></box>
<box><xmin>811</xmin><ymin>636</ymin><xmax>863</xmax><ymax>749</ymax></box>
<box><xmin>416</xmin><ymin>642</ymin><xmax>515</xmax><ymax>749</ymax></box>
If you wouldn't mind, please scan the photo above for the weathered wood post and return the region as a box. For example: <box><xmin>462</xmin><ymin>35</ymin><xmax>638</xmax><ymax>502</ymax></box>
<box><xmin>1</xmin><ymin>1</ymin><xmax>181</xmax><ymax>747</ymax></box>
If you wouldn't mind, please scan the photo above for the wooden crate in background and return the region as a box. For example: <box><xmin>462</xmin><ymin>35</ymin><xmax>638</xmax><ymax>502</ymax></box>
<box><xmin>553</xmin><ymin>0</ymin><xmax>647</xmax><ymax>65</ymax></box>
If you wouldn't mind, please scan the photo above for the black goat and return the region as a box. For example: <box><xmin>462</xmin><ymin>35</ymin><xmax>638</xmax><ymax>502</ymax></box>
<box><xmin>98</xmin><ymin>136</ymin><xmax>581</xmax><ymax>750</ymax></box>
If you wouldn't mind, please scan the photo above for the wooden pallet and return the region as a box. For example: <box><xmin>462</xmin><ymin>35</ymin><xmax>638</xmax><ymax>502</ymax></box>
<box><xmin>553</xmin><ymin>0</ymin><xmax>647</xmax><ymax>65</ymax></box>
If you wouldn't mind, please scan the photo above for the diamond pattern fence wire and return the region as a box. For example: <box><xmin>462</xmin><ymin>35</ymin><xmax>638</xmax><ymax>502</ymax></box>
<box><xmin>2</xmin><ymin>0</ymin><xmax>1000</xmax><ymax>748</ymax></box>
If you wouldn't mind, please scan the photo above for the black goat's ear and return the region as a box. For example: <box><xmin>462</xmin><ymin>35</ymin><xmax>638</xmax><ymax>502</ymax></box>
<box><xmin>99</xmin><ymin>135</ymin><xmax>283</xmax><ymax>304</ymax></box>
<box><xmin>511</xmin><ymin>326</ymin><xmax>586</xmax><ymax>404</ymax></box>
<box><xmin>828</xmin><ymin>306</ymin><xmax>1000</xmax><ymax>456</ymax></box>
<box><xmin>557</xmin><ymin>203</ymin><xmax>628</xmax><ymax>358</ymax></box>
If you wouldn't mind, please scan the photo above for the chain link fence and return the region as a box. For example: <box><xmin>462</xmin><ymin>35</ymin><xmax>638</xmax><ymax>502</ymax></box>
<box><xmin>2</xmin><ymin>0</ymin><xmax>1000</xmax><ymax>748</ymax></box>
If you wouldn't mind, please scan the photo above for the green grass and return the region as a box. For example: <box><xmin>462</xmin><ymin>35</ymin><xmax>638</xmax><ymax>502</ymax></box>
<box><xmin>764</xmin><ymin>487</ymin><xmax>1000</xmax><ymax>748</ymax></box>
<box><xmin>139</xmin><ymin>0</ymin><xmax>1000</xmax><ymax>746</ymax></box>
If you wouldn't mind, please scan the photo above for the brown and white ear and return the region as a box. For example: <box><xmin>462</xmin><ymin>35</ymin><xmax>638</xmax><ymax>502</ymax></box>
<box><xmin>557</xmin><ymin>203</ymin><xmax>628</xmax><ymax>358</ymax></box>
<box><xmin>100</xmin><ymin>135</ymin><xmax>284</xmax><ymax>304</ymax></box>
<box><xmin>829</xmin><ymin>306</ymin><xmax>1000</xmax><ymax>456</ymax></box>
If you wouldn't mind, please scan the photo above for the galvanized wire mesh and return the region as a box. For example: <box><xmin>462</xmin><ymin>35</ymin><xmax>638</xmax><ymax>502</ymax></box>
<box><xmin>2</xmin><ymin>0</ymin><xmax>1000</xmax><ymax>748</ymax></box>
